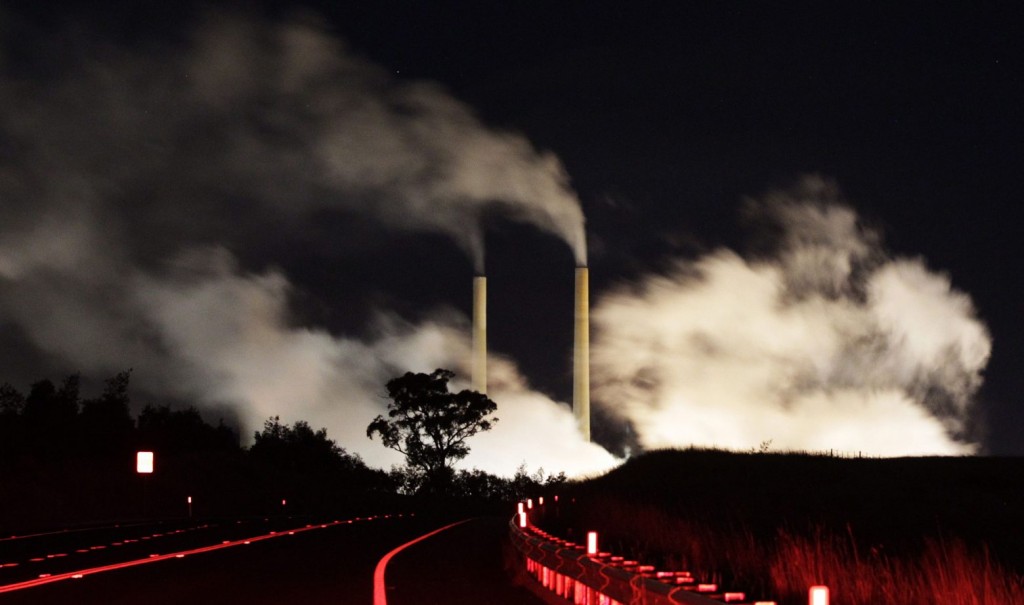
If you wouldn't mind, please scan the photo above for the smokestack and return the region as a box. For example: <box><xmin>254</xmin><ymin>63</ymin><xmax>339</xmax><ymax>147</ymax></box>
<box><xmin>472</xmin><ymin>275</ymin><xmax>487</xmax><ymax>394</ymax></box>
<box><xmin>574</xmin><ymin>266</ymin><xmax>591</xmax><ymax>441</ymax></box>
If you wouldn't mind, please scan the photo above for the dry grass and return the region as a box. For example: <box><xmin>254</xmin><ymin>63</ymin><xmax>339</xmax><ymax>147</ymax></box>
<box><xmin>542</xmin><ymin>449</ymin><xmax>1024</xmax><ymax>605</ymax></box>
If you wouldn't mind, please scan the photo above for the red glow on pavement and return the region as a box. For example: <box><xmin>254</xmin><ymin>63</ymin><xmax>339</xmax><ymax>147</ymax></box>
<box><xmin>373</xmin><ymin>519</ymin><xmax>472</xmax><ymax>605</ymax></box>
<box><xmin>0</xmin><ymin>517</ymin><xmax>371</xmax><ymax>595</ymax></box>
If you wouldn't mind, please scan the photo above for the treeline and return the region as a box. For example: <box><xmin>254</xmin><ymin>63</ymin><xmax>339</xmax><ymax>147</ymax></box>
<box><xmin>0</xmin><ymin>371</ymin><xmax>562</xmax><ymax>532</ymax></box>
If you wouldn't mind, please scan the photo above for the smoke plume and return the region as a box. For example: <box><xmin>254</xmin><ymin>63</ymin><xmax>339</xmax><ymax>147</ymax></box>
<box><xmin>591</xmin><ymin>177</ymin><xmax>990</xmax><ymax>456</ymax></box>
<box><xmin>0</xmin><ymin>12</ymin><xmax>604</xmax><ymax>475</ymax></box>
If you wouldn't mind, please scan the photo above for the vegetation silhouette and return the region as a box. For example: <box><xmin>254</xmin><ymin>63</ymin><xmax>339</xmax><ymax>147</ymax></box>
<box><xmin>0</xmin><ymin>369</ymin><xmax>558</xmax><ymax>532</ymax></box>
<box><xmin>367</xmin><ymin>368</ymin><xmax>497</xmax><ymax>495</ymax></box>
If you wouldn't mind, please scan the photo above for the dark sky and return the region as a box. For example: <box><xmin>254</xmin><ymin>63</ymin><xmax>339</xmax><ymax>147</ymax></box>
<box><xmin>2</xmin><ymin>1</ymin><xmax>1023</xmax><ymax>460</ymax></box>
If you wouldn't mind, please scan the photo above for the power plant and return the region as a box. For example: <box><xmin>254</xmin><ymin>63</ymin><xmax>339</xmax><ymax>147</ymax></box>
<box><xmin>573</xmin><ymin>266</ymin><xmax>591</xmax><ymax>441</ymax></box>
<box><xmin>470</xmin><ymin>266</ymin><xmax>591</xmax><ymax>441</ymax></box>
<box><xmin>472</xmin><ymin>275</ymin><xmax>487</xmax><ymax>394</ymax></box>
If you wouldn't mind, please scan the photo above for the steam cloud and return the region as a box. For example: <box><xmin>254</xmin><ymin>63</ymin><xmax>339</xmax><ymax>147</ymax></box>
<box><xmin>0</xmin><ymin>12</ymin><xmax>607</xmax><ymax>475</ymax></box>
<box><xmin>591</xmin><ymin>177</ymin><xmax>990</xmax><ymax>456</ymax></box>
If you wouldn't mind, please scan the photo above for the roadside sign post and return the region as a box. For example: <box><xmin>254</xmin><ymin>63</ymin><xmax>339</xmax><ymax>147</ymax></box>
<box><xmin>136</xmin><ymin>451</ymin><xmax>154</xmax><ymax>519</ymax></box>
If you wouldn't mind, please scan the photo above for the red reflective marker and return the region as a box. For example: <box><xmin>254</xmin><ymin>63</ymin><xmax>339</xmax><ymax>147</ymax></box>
<box><xmin>809</xmin><ymin>586</ymin><xmax>829</xmax><ymax>605</ymax></box>
<box><xmin>586</xmin><ymin>531</ymin><xmax>598</xmax><ymax>555</ymax></box>
<box><xmin>136</xmin><ymin>452</ymin><xmax>154</xmax><ymax>474</ymax></box>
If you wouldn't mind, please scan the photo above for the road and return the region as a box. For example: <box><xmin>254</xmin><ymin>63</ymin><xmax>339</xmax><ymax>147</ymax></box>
<box><xmin>0</xmin><ymin>514</ymin><xmax>547</xmax><ymax>604</ymax></box>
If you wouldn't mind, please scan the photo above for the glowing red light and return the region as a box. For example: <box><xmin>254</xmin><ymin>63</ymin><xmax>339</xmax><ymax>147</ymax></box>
<box><xmin>281</xmin><ymin>499</ymin><xmax>287</xmax><ymax>506</ymax></box>
<box><xmin>809</xmin><ymin>586</ymin><xmax>829</xmax><ymax>605</ymax></box>
<box><xmin>527</xmin><ymin>498</ymin><xmax>533</xmax><ymax>509</ymax></box>
<box><xmin>0</xmin><ymin>520</ymin><xmax>349</xmax><ymax>596</ymax></box>
<box><xmin>518</xmin><ymin>502</ymin><xmax>525</xmax><ymax>514</ymax></box>
<box><xmin>187</xmin><ymin>496</ymin><xmax>192</xmax><ymax>504</ymax></box>
<box><xmin>136</xmin><ymin>451</ymin><xmax>154</xmax><ymax>474</ymax></box>
<box><xmin>586</xmin><ymin>531</ymin><xmax>598</xmax><ymax>555</ymax></box>
<box><xmin>539</xmin><ymin>496</ymin><xmax>544</xmax><ymax>505</ymax></box>
<box><xmin>519</xmin><ymin>512</ymin><xmax>528</xmax><ymax>528</ymax></box>
<box><xmin>373</xmin><ymin>520</ymin><xmax>471</xmax><ymax>605</ymax></box>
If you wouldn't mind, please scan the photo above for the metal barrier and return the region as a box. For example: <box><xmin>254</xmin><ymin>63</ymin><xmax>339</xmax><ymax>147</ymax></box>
<box><xmin>508</xmin><ymin>511</ymin><xmax>777</xmax><ymax>605</ymax></box>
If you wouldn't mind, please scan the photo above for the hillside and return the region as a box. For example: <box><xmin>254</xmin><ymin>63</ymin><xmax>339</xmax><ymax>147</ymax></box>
<box><xmin>536</xmin><ymin>449</ymin><xmax>1024</xmax><ymax>604</ymax></box>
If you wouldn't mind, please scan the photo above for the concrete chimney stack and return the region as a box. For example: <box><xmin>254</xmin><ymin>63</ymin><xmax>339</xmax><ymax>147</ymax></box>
<box><xmin>573</xmin><ymin>266</ymin><xmax>591</xmax><ymax>441</ymax></box>
<box><xmin>472</xmin><ymin>275</ymin><xmax>487</xmax><ymax>394</ymax></box>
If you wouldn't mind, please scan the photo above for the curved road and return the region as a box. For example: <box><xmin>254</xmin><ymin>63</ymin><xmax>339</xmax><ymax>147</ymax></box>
<box><xmin>0</xmin><ymin>515</ymin><xmax>547</xmax><ymax>604</ymax></box>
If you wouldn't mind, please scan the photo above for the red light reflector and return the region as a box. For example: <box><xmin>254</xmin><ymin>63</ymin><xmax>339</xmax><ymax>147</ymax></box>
<box><xmin>136</xmin><ymin>451</ymin><xmax>154</xmax><ymax>474</ymax></box>
<box><xmin>518</xmin><ymin>512</ymin><xmax>527</xmax><ymax>528</ymax></box>
<box><xmin>586</xmin><ymin>531</ymin><xmax>598</xmax><ymax>555</ymax></box>
<box><xmin>810</xmin><ymin>586</ymin><xmax>829</xmax><ymax>605</ymax></box>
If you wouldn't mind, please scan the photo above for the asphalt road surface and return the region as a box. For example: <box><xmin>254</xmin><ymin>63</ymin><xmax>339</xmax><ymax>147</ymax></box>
<box><xmin>0</xmin><ymin>514</ymin><xmax>547</xmax><ymax>604</ymax></box>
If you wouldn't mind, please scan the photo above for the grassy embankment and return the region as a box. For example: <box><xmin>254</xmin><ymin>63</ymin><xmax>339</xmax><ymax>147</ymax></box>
<box><xmin>534</xmin><ymin>448</ymin><xmax>1024</xmax><ymax>605</ymax></box>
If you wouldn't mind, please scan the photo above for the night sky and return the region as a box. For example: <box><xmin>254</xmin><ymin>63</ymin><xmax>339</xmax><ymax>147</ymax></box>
<box><xmin>1</xmin><ymin>2</ymin><xmax>1022</xmax><ymax>467</ymax></box>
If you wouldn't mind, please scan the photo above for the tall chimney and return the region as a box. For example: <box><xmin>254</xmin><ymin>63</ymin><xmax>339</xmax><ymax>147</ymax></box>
<box><xmin>573</xmin><ymin>266</ymin><xmax>590</xmax><ymax>441</ymax></box>
<box><xmin>472</xmin><ymin>275</ymin><xmax>487</xmax><ymax>394</ymax></box>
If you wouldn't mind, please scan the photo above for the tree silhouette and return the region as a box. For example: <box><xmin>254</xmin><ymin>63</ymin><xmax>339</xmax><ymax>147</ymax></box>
<box><xmin>0</xmin><ymin>383</ymin><xmax>26</xmax><ymax>455</ymax></box>
<box><xmin>251</xmin><ymin>416</ymin><xmax>354</xmax><ymax>472</ymax></box>
<box><xmin>367</xmin><ymin>369</ymin><xmax>497</xmax><ymax>493</ymax></box>
<box><xmin>137</xmin><ymin>405</ymin><xmax>238</xmax><ymax>454</ymax></box>
<box><xmin>79</xmin><ymin>370</ymin><xmax>135</xmax><ymax>456</ymax></box>
<box><xmin>23</xmin><ymin>375</ymin><xmax>80</xmax><ymax>456</ymax></box>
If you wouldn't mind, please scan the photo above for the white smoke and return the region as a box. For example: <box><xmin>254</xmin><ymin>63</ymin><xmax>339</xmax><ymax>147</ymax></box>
<box><xmin>591</xmin><ymin>177</ymin><xmax>990</xmax><ymax>456</ymax></box>
<box><xmin>126</xmin><ymin>246</ymin><xmax>612</xmax><ymax>474</ymax></box>
<box><xmin>0</xmin><ymin>11</ymin><xmax>604</xmax><ymax>475</ymax></box>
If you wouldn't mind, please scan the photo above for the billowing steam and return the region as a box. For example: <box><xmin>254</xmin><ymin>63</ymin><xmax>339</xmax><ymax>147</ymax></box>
<box><xmin>183</xmin><ymin>13</ymin><xmax>587</xmax><ymax>270</ymax></box>
<box><xmin>129</xmin><ymin>246</ymin><xmax>613</xmax><ymax>476</ymax></box>
<box><xmin>591</xmin><ymin>177</ymin><xmax>990</xmax><ymax>456</ymax></box>
<box><xmin>0</xmin><ymin>12</ymin><xmax>604</xmax><ymax>475</ymax></box>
